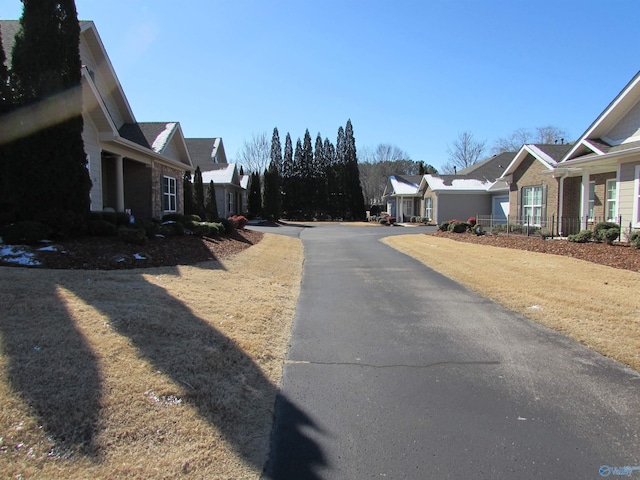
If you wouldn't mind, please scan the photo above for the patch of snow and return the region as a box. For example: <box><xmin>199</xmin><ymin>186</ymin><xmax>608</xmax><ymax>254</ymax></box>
<box><xmin>37</xmin><ymin>245</ymin><xmax>57</xmax><ymax>252</ymax></box>
<box><xmin>133</xmin><ymin>253</ymin><xmax>146</xmax><ymax>260</ymax></box>
<box><xmin>0</xmin><ymin>245</ymin><xmax>41</xmax><ymax>266</ymax></box>
<box><xmin>528</xmin><ymin>305</ymin><xmax>541</xmax><ymax>310</ymax></box>
<box><xmin>151</xmin><ymin>123</ymin><xmax>177</xmax><ymax>153</ymax></box>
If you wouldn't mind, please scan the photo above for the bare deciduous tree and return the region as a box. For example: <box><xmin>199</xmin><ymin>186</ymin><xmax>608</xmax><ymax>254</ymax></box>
<box><xmin>490</xmin><ymin>125</ymin><xmax>569</xmax><ymax>155</ymax></box>
<box><xmin>442</xmin><ymin>131</ymin><xmax>486</xmax><ymax>174</ymax></box>
<box><xmin>236</xmin><ymin>132</ymin><xmax>270</xmax><ymax>174</ymax></box>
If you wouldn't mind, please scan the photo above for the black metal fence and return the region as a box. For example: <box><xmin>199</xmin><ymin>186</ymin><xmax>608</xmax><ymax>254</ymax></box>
<box><xmin>475</xmin><ymin>215</ymin><xmax>625</xmax><ymax>238</ymax></box>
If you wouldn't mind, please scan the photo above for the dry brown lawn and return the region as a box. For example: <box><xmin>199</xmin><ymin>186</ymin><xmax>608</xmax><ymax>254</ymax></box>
<box><xmin>0</xmin><ymin>233</ymin><xmax>303</xmax><ymax>479</ymax></box>
<box><xmin>382</xmin><ymin>234</ymin><xmax>640</xmax><ymax>372</ymax></box>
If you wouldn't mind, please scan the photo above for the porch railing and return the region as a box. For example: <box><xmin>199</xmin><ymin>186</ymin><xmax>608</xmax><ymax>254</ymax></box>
<box><xmin>474</xmin><ymin>215</ymin><xmax>624</xmax><ymax>238</ymax></box>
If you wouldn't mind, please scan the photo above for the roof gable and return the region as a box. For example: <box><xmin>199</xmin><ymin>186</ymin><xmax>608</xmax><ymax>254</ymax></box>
<box><xmin>564</xmin><ymin>71</ymin><xmax>640</xmax><ymax>161</ymax></box>
<box><xmin>201</xmin><ymin>163</ymin><xmax>241</xmax><ymax>186</ymax></box>
<box><xmin>502</xmin><ymin>144</ymin><xmax>570</xmax><ymax>177</ymax></box>
<box><xmin>185</xmin><ymin>138</ymin><xmax>227</xmax><ymax>172</ymax></box>
<box><xmin>384</xmin><ymin>175</ymin><xmax>422</xmax><ymax>196</ymax></box>
<box><xmin>457</xmin><ymin>151</ymin><xmax>515</xmax><ymax>180</ymax></box>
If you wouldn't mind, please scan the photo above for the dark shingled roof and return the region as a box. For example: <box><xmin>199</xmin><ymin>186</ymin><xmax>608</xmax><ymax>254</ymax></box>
<box><xmin>457</xmin><ymin>151</ymin><xmax>516</xmax><ymax>181</ymax></box>
<box><xmin>394</xmin><ymin>175</ymin><xmax>423</xmax><ymax>186</ymax></box>
<box><xmin>119</xmin><ymin>122</ymin><xmax>176</xmax><ymax>151</ymax></box>
<box><xmin>185</xmin><ymin>138</ymin><xmax>226</xmax><ymax>172</ymax></box>
<box><xmin>533</xmin><ymin>143</ymin><xmax>573</xmax><ymax>162</ymax></box>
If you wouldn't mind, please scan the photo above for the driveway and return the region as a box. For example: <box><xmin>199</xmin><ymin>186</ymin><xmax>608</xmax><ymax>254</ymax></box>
<box><xmin>250</xmin><ymin>223</ymin><xmax>640</xmax><ymax>479</ymax></box>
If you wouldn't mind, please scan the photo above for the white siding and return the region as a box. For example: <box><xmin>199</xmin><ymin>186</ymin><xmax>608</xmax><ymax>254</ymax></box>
<box><xmin>79</xmin><ymin>41</ymin><xmax>126</xmax><ymax>128</ymax></box>
<box><xmin>607</xmin><ymin>102</ymin><xmax>640</xmax><ymax>143</ymax></box>
<box><xmin>618</xmin><ymin>161</ymin><xmax>640</xmax><ymax>227</ymax></box>
<box><xmin>162</xmin><ymin>139</ymin><xmax>180</xmax><ymax>163</ymax></box>
<box><xmin>81</xmin><ymin>114</ymin><xmax>103</xmax><ymax>211</ymax></box>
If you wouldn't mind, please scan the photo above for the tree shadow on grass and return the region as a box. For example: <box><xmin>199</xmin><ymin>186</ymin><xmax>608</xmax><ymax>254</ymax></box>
<box><xmin>0</xmin><ymin>274</ymin><xmax>102</xmax><ymax>458</ymax></box>
<box><xmin>55</xmin><ymin>270</ymin><xmax>327</xmax><ymax>478</ymax></box>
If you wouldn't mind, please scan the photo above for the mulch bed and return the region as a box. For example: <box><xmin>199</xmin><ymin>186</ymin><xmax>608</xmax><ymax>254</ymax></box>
<box><xmin>429</xmin><ymin>231</ymin><xmax>640</xmax><ymax>273</ymax></box>
<box><xmin>2</xmin><ymin>230</ymin><xmax>264</xmax><ymax>270</ymax></box>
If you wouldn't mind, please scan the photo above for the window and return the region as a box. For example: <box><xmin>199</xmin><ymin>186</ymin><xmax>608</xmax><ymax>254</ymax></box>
<box><xmin>227</xmin><ymin>192</ymin><xmax>234</xmax><ymax>215</ymax></box>
<box><xmin>163</xmin><ymin>176</ymin><xmax>177</xmax><ymax>212</ymax></box>
<box><xmin>606</xmin><ymin>179</ymin><xmax>617</xmax><ymax>222</ymax></box>
<box><xmin>424</xmin><ymin>197</ymin><xmax>433</xmax><ymax>221</ymax></box>
<box><xmin>522</xmin><ymin>186</ymin><xmax>543</xmax><ymax>225</ymax></box>
<box><xmin>588</xmin><ymin>181</ymin><xmax>595</xmax><ymax>220</ymax></box>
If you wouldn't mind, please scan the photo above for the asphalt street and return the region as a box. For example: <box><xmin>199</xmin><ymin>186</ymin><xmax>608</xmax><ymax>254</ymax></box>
<box><xmin>250</xmin><ymin>222</ymin><xmax>640</xmax><ymax>479</ymax></box>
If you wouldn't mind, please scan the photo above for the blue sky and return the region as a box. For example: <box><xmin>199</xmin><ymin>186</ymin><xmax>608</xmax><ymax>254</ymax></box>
<box><xmin>1</xmin><ymin>0</ymin><xmax>639</xmax><ymax>171</ymax></box>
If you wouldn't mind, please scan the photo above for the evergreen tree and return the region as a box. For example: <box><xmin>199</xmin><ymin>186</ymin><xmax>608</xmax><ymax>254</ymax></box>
<box><xmin>183</xmin><ymin>171</ymin><xmax>194</xmax><ymax>215</ymax></box>
<box><xmin>334</xmin><ymin>126</ymin><xmax>347</xmax><ymax>218</ymax></box>
<box><xmin>193</xmin><ymin>166</ymin><xmax>205</xmax><ymax>219</ymax></box>
<box><xmin>9</xmin><ymin>0</ymin><xmax>91</xmax><ymax>230</ymax></box>
<box><xmin>281</xmin><ymin>133</ymin><xmax>294</xmax><ymax>218</ymax></box>
<box><xmin>270</xmin><ymin>127</ymin><xmax>283</xmax><ymax>176</ymax></box>
<box><xmin>0</xmin><ymin>23</ymin><xmax>13</xmax><ymax>216</ymax></box>
<box><xmin>344</xmin><ymin>119</ymin><xmax>365</xmax><ymax>220</ymax></box>
<box><xmin>301</xmin><ymin>129</ymin><xmax>314</xmax><ymax>217</ymax></box>
<box><xmin>263</xmin><ymin>162</ymin><xmax>281</xmax><ymax>221</ymax></box>
<box><xmin>324</xmin><ymin>137</ymin><xmax>337</xmax><ymax>219</ymax></box>
<box><xmin>264</xmin><ymin>128</ymin><xmax>282</xmax><ymax>221</ymax></box>
<box><xmin>292</xmin><ymin>138</ymin><xmax>303</xmax><ymax>219</ymax></box>
<box><xmin>205</xmin><ymin>180</ymin><xmax>219</xmax><ymax>221</ymax></box>
<box><xmin>314</xmin><ymin>133</ymin><xmax>328</xmax><ymax>218</ymax></box>
<box><xmin>247</xmin><ymin>172</ymin><xmax>262</xmax><ymax>218</ymax></box>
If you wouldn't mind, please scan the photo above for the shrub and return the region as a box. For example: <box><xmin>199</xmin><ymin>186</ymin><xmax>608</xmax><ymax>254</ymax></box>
<box><xmin>118</xmin><ymin>226</ymin><xmax>147</xmax><ymax>245</ymax></box>
<box><xmin>539</xmin><ymin>228</ymin><xmax>553</xmax><ymax>240</ymax></box>
<box><xmin>229</xmin><ymin>215</ymin><xmax>248</xmax><ymax>230</ymax></box>
<box><xmin>186</xmin><ymin>214</ymin><xmax>202</xmax><ymax>223</ymax></box>
<box><xmin>568</xmin><ymin>230</ymin><xmax>593</xmax><ymax>243</ymax></box>
<box><xmin>467</xmin><ymin>217</ymin><xmax>477</xmax><ymax>227</ymax></box>
<box><xmin>162</xmin><ymin>213</ymin><xmax>186</xmax><ymax>225</ymax></box>
<box><xmin>593</xmin><ymin>222</ymin><xmax>620</xmax><ymax>244</ymax></box>
<box><xmin>191</xmin><ymin>221</ymin><xmax>222</xmax><ymax>237</ymax></box>
<box><xmin>88</xmin><ymin>220</ymin><xmax>118</xmax><ymax>237</ymax></box>
<box><xmin>472</xmin><ymin>224</ymin><xmax>485</xmax><ymax>236</ymax></box>
<box><xmin>631</xmin><ymin>231</ymin><xmax>640</xmax><ymax>249</ymax></box>
<box><xmin>438</xmin><ymin>221</ymin><xmax>450</xmax><ymax>232</ymax></box>
<box><xmin>448</xmin><ymin>221</ymin><xmax>469</xmax><ymax>233</ymax></box>
<box><xmin>388</xmin><ymin>216</ymin><xmax>396</xmax><ymax>225</ymax></box>
<box><xmin>1</xmin><ymin>221</ymin><xmax>51</xmax><ymax>244</ymax></box>
<box><xmin>379</xmin><ymin>218</ymin><xmax>388</xmax><ymax>225</ymax></box>
<box><xmin>160</xmin><ymin>220</ymin><xmax>185</xmax><ymax>237</ymax></box>
<box><xmin>219</xmin><ymin>218</ymin><xmax>235</xmax><ymax>234</ymax></box>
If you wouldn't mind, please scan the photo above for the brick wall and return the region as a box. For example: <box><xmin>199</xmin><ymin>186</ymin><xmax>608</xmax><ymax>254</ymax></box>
<box><xmin>509</xmin><ymin>153</ymin><xmax>559</xmax><ymax>218</ymax></box>
<box><xmin>151</xmin><ymin>162</ymin><xmax>184</xmax><ymax>219</ymax></box>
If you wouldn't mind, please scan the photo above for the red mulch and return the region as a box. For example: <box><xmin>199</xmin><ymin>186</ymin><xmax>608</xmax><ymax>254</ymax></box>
<box><xmin>1</xmin><ymin>230</ymin><xmax>264</xmax><ymax>270</ymax></box>
<box><xmin>429</xmin><ymin>231</ymin><xmax>640</xmax><ymax>273</ymax></box>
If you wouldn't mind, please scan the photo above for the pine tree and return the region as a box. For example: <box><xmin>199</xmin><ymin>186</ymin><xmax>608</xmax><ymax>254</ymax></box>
<box><xmin>344</xmin><ymin>119</ymin><xmax>365</xmax><ymax>220</ymax></box>
<box><xmin>292</xmin><ymin>138</ymin><xmax>303</xmax><ymax>219</ymax></box>
<box><xmin>334</xmin><ymin>126</ymin><xmax>347</xmax><ymax>218</ymax></box>
<box><xmin>205</xmin><ymin>180</ymin><xmax>219</xmax><ymax>221</ymax></box>
<box><xmin>301</xmin><ymin>129</ymin><xmax>314</xmax><ymax>218</ymax></box>
<box><xmin>183</xmin><ymin>171</ymin><xmax>194</xmax><ymax>215</ymax></box>
<box><xmin>264</xmin><ymin>128</ymin><xmax>282</xmax><ymax>221</ymax></box>
<box><xmin>314</xmin><ymin>133</ymin><xmax>328</xmax><ymax>218</ymax></box>
<box><xmin>247</xmin><ymin>172</ymin><xmax>262</xmax><ymax>218</ymax></box>
<box><xmin>193</xmin><ymin>166</ymin><xmax>205</xmax><ymax>219</ymax></box>
<box><xmin>10</xmin><ymin>0</ymin><xmax>91</xmax><ymax>230</ymax></box>
<box><xmin>281</xmin><ymin>133</ymin><xmax>294</xmax><ymax>218</ymax></box>
<box><xmin>324</xmin><ymin>137</ymin><xmax>337</xmax><ymax>219</ymax></box>
<box><xmin>0</xmin><ymin>23</ymin><xmax>13</xmax><ymax>215</ymax></box>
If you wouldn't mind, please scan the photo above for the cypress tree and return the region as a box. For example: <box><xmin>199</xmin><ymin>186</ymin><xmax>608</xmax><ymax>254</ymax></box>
<box><xmin>344</xmin><ymin>119</ymin><xmax>365</xmax><ymax>220</ymax></box>
<box><xmin>334</xmin><ymin>126</ymin><xmax>347</xmax><ymax>218</ymax></box>
<box><xmin>264</xmin><ymin>127</ymin><xmax>282</xmax><ymax>221</ymax></box>
<box><xmin>183</xmin><ymin>171</ymin><xmax>194</xmax><ymax>215</ymax></box>
<box><xmin>314</xmin><ymin>133</ymin><xmax>328</xmax><ymax>218</ymax></box>
<box><xmin>10</xmin><ymin>0</ymin><xmax>91</xmax><ymax>231</ymax></box>
<box><xmin>193</xmin><ymin>166</ymin><xmax>205</xmax><ymax>219</ymax></box>
<box><xmin>301</xmin><ymin>129</ymin><xmax>314</xmax><ymax>218</ymax></box>
<box><xmin>0</xmin><ymin>23</ymin><xmax>13</xmax><ymax>217</ymax></box>
<box><xmin>292</xmin><ymin>138</ymin><xmax>303</xmax><ymax>219</ymax></box>
<box><xmin>324</xmin><ymin>137</ymin><xmax>337</xmax><ymax>219</ymax></box>
<box><xmin>270</xmin><ymin>127</ymin><xmax>283</xmax><ymax>177</ymax></box>
<box><xmin>247</xmin><ymin>172</ymin><xmax>262</xmax><ymax>218</ymax></box>
<box><xmin>205</xmin><ymin>180</ymin><xmax>219</xmax><ymax>221</ymax></box>
<box><xmin>281</xmin><ymin>133</ymin><xmax>293</xmax><ymax>218</ymax></box>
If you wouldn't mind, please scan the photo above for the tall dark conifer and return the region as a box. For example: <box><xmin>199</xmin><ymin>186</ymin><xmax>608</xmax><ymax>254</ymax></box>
<box><xmin>292</xmin><ymin>138</ymin><xmax>303</xmax><ymax>218</ymax></box>
<box><xmin>264</xmin><ymin>127</ymin><xmax>282</xmax><ymax>220</ymax></box>
<box><xmin>314</xmin><ymin>133</ymin><xmax>327</xmax><ymax>217</ymax></box>
<box><xmin>344</xmin><ymin>119</ymin><xmax>365</xmax><ymax>220</ymax></box>
<box><xmin>205</xmin><ymin>180</ymin><xmax>219</xmax><ymax>221</ymax></box>
<box><xmin>0</xmin><ymin>23</ymin><xmax>12</xmax><ymax>215</ymax></box>
<box><xmin>281</xmin><ymin>133</ymin><xmax>294</xmax><ymax>218</ymax></box>
<box><xmin>334</xmin><ymin>126</ymin><xmax>347</xmax><ymax>218</ymax></box>
<box><xmin>193</xmin><ymin>166</ymin><xmax>205</xmax><ymax>219</ymax></box>
<box><xmin>324</xmin><ymin>137</ymin><xmax>337</xmax><ymax>219</ymax></box>
<box><xmin>247</xmin><ymin>172</ymin><xmax>262</xmax><ymax>218</ymax></box>
<box><xmin>10</xmin><ymin>0</ymin><xmax>91</xmax><ymax>229</ymax></box>
<box><xmin>183</xmin><ymin>171</ymin><xmax>194</xmax><ymax>215</ymax></box>
<box><xmin>301</xmin><ymin>129</ymin><xmax>314</xmax><ymax>217</ymax></box>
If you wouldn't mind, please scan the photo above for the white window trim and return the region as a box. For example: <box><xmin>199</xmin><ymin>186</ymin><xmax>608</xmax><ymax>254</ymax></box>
<box><xmin>634</xmin><ymin>165</ymin><xmax>640</xmax><ymax>227</ymax></box>
<box><xmin>605</xmin><ymin>178</ymin><xmax>617</xmax><ymax>222</ymax></box>
<box><xmin>163</xmin><ymin>175</ymin><xmax>177</xmax><ymax>213</ymax></box>
<box><xmin>522</xmin><ymin>185</ymin><xmax>543</xmax><ymax>226</ymax></box>
<box><xmin>424</xmin><ymin>197</ymin><xmax>433</xmax><ymax>221</ymax></box>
